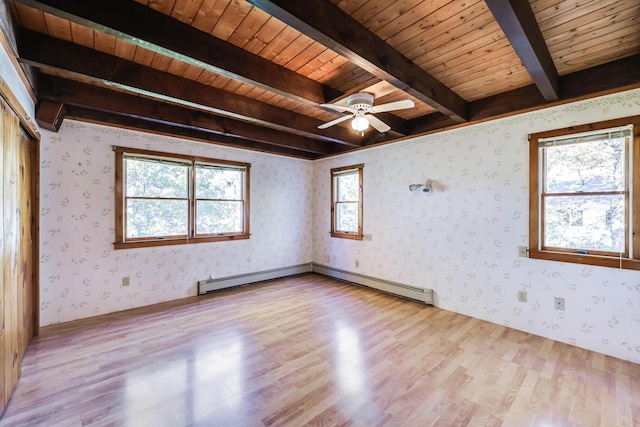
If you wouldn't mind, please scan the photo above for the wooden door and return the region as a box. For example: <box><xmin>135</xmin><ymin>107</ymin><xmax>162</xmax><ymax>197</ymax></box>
<box><xmin>0</xmin><ymin>97</ymin><xmax>37</xmax><ymax>415</ymax></box>
<box><xmin>18</xmin><ymin>120</ymin><xmax>35</xmax><ymax>355</ymax></box>
<box><xmin>2</xmin><ymin>98</ymin><xmax>20</xmax><ymax>413</ymax></box>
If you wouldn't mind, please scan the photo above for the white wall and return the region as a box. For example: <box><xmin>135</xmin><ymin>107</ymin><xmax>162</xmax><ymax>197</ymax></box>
<box><xmin>35</xmin><ymin>83</ymin><xmax>640</xmax><ymax>363</ymax></box>
<box><xmin>313</xmin><ymin>88</ymin><xmax>640</xmax><ymax>364</ymax></box>
<box><xmin>39</xmin><ymin>121</ymin><xmax>314</xmax><ymax>325</ymax></box>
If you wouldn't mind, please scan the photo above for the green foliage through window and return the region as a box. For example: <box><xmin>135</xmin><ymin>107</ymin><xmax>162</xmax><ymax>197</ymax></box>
<box><xmin>529</xmin><ymin>116</ymin><xmax>640</xmax><ymax>270</ymax></box>
<box><xmin>125</xmin><ymin>157</ymin><xmax>190</xmax><ymax>238</ymax></box>
<box><xmin>335</xmin><ymin>171</ymin><xmax>359</xmax><ymax>232</ymax></box>
<box><xmin>115</xmin><ymin>147</ymin><xmax>250</xmax><ymax>248</ymax></box>
<box><xmin>541</xmin><ymin>131</ymin><xmax>628</xmax><ymax>254</ymax></box>
<box><xmin>331</xmin><ymin>164</ymin><xmax>363</xmax><ymax>240</ymax></box>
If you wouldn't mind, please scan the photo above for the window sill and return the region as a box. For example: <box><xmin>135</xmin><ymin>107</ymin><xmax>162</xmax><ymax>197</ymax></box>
<box><xmin>529</xmin><ymin>249</ymin><xmax>640</xmax><ymax>270</ymax></box>
<box><xmin>114</xmin><ymin>234</ymin><xmax>250</xmax><ymax>250</ymax></box>
<box><xmin>330</xmin><ymin>232</ymin><xmax>363</xmax><ymax>241</ymax></box>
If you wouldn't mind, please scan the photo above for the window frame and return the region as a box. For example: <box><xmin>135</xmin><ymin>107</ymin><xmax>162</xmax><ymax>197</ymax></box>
<box><xmin>331</xmin><ymin>164</ymin><xmax>364</xmax><ymax>240</ymax></box>
<box><xmin>529</xmin><ymin>115</ymin><xmax>640</xmax><ymax>270</ymax></box>
<box><xmin>114</xmin><ymin>146</ymin><xmax>250</xmax><ymax>249</ymax></box>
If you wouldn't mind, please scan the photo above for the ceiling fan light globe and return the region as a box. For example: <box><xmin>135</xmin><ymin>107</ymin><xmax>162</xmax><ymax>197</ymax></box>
<box><xmin>352</xmin><ymin>116</ymin><xmax>369</xmax><ymax>131</ymax></box>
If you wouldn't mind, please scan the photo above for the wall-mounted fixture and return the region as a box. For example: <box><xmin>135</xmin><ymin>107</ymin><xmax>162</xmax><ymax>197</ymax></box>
<box><xmin>409</xmin><ymin>179</ymin><xmax>432</xmax><ymax>193</ymax></box>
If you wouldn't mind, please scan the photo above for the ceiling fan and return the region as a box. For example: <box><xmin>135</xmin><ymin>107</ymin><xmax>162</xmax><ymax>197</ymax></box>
<box><xmin>318</xmin><ymin>93</ymin><xmax>415</xmax><ymax>133</ymax></box>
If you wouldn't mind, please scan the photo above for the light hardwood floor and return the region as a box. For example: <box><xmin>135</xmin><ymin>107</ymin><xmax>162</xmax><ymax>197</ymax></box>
<box><xmin>1</xmin><ymin>273</ymin><xmax>639</xmax><ymax>426</ymax></box>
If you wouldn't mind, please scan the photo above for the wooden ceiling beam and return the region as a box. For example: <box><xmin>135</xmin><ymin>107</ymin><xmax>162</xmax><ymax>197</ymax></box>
<box><xmin>485</xmin><ymin>0</ymin><xmax>559</xmax><ymax>101</ymax></box>
<box><xmin>398</xmin><ymin>55</ymin><xmax>640</xmax><ymax>141</ymax></box>
<box><xmin>559</xmin><ymin>54</ymin><xmax>640</xmax><ymax>100</ymax></box>
<box><xmin>35</xmin><ymin>99</ymin><xmax>65</xmax><ymax>131</ymax></box>
<box><xmin>470</xmin><ymin>54</ymin><xmax>640</xmax><ymax>122</ymax></box>
<box><xmin>17</xmin><ymin>29</ymin><xmax>361</xmax><ymax>147</ymax></box>
<box><xmin>12</xmin><ymin>0</ymin><xmax>341</xmax><ymax>105</ymax></box>
<box><xmin>325</xmin><ymin>78</ymin><xmax>384</xmax><ymax>104</ymax></box>
<box><xmin>246</xmin><ymin>0</ymin><xmax>468</xmax><ymax>123</ymax></box>
<box><xmin>64</xmin><ymin>106</ymin><xmax>320</xmax><ymax>159</ymax></box>
<box><xmin>407</xmin><ymin>114</ymin><xmax>460</xmax><ymax>136</ymax></box>
<box><xmin>37</xmin><ymin>75</ymin><xmax>339</xmax><ymax>156</ymax></box>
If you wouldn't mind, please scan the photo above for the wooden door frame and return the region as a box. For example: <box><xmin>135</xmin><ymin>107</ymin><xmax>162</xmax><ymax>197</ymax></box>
<box><xmin>26</xmin><ymin>126</ymin><xmax>39</xmax><ymax>337</ymax></box>
<box><xmin>31</xmin><ymin>130</ymin><xmax>39</xmax><ymax>336</ymax></box>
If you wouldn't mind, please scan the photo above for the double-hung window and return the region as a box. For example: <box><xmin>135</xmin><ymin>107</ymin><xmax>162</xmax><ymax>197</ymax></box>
<box><xmin>115</xmin><ymin>147</ymin><xmax>250</xmax><ymax>248</ymax></box>
<box><xmin>331</xmin><ymin>164</ymin><xmax>363</xmax><ymax>240</ymax></box>
<box><xmin>529</xmin><ymin>116</ymin><xmax>640</xmax><ymax>269</ymax></box>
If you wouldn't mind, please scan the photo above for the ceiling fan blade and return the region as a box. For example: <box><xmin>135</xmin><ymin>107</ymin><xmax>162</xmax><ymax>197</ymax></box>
<box><xmin>366</xmin><ymin>114</ymin><xmax>391</xmax><ymax>133</ymax></box>
<box><xmin>370</xmin><ymin>99</ymin><xmax>415</xmax><ymax>113</ymax></box>
<box><xmin>317</xmin><ymin>114</ymin><xmax>353</xmax><ymax>129</ymax></box>
<box><xmin>320</xmin><ymin>103</ymin><xmax>353</xmax><ymax>113</ymax></box>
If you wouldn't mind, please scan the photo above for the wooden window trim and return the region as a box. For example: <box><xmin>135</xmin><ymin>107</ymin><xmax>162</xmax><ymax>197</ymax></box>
<box><xmin>114</xmin><ymin>146</ymin><xmax>250</xmax><ymax>249</ymax></box>
<box><xmin>331</xmin><ymin>164</ymin><xmax>363</xmax><ymax>240</ymax></box>
<box><xmin>529</xmin><ymin>115</ymin><xmax>640</xmax><ymax>270</ymax></box>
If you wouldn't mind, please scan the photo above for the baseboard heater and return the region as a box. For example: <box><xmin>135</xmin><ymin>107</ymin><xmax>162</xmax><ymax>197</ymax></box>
<box><xmin>312</xmin><ymin>264</ymin><xmax>434</xmax><ymax>304</ymax></box>
<box><xmin>198</xmin><ymin>263</ymin><xmax>433</xmax><ymax>305</ymax></box>
<box><xmin>198</xmin><ymin>263</ymin><xmax>313</xmax><ymax>294</ymax></box>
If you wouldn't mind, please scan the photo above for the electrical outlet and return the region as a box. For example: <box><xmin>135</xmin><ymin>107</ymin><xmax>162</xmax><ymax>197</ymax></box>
<box><xmin>518</xmin><ymin>246</ymin><xmax>528</xmax><ymax>257</ymax></box>
<box><xmin>355</xmin><ymin>260</ymin><xmax>360</xmax><ymax>268</ymax></box>
<box><xmin>517</xmin><ymin>290</ymin><xmax>527</xmax><ymax>302</ymax></box>
<box><xmin>363</xmin><ymin>233</ymin><xmax>372</xmax><ymax>241</ymax></box>
<box><xmin>122</xmin><ymin>276</ymin><xmax>130</xmax><ymax>287</ymax></box>
<box><xmin>554</xmin><ymin>297</ymin><xmax>565</xmax><ymax>311</ymax></box>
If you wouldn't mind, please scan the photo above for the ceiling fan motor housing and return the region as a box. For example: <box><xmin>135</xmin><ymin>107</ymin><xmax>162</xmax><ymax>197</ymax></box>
<box><xmin>347</xmin><ymin>93</ymin><xmax>374</xmax><ymax>111</ymax></box>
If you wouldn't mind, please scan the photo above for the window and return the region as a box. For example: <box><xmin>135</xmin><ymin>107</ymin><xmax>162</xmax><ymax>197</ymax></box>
<box><xmin>529</xmin><ymin>116</ymin><xmax>640</xmax><ymax>269</ymax></box>
<box><xmin>331</xmin><ymin>164</ymin><xmax>363</xmax><ymax>240</ymax></box>
<box><xmin>114</xmin><ymin>147</ymin><xmax>250</xmax><ymax>249</ymax></box>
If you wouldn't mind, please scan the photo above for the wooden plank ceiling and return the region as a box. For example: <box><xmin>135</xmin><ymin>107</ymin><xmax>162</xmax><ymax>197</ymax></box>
<box><xmin>8</xmin><ymin>0</ymin><xmax>640</xmax><ymax>159</ymax></box>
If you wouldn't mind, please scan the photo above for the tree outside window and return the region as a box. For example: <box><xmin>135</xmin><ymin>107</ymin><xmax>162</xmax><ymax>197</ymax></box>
<box><xmin>125</xmin><ymin>157</ymin><xmax>190</xmax><ymax>239</ymax></box>
<box><xmin>529</xmin><ymin>116</ymin><xmax>640</xmax><ymax>270</ymax></box>
<box><xmin>114</xmin><ymin>147</ymin><xmax>250</xmax><ymax>249</ymax></box>
<box><xmin>331</xmin><ymin>164</ymin><xmax>363</xmax><ymax>240</ymax></box>
<box><xmin>542</xmin><ymin>134</ymin><xmax>627</xmax><ymax>254</ymax></box>
<box><xmin>195</xmin><ymin>164</ymin><xmax>246</xmax><ymax>235</ymax></box>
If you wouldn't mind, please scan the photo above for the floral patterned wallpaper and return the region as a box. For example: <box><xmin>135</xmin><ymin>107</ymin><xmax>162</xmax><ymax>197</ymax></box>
<box><xmin>38</xmin><ymin>89</ymin><xmax>640</xmax><ymax>364</ymax></box>
<box><xmin>39</xmin><ymin>122</ymin><xmax>314</xmax><ymax>325</ymax></box>
<box><xmin>313</xmin><ymin>88</ymin><xmax>640</xmax><ymax>364</ymax></box>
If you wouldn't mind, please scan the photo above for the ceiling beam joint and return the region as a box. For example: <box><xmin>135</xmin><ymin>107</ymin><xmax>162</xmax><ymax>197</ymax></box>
<box><xmin>485</xmin><ymin>0</ymin><xmax>560</xmax><ymax>102</ymax></box>
<box><xmin>13</xmin><ymin>0</ymin><xmax>341</xmax><ymax>105</ymax></box>
<box><xmin>246</xmin><ymin>0</ymin><xmax>468</xmax><ymax>123</ymax></box>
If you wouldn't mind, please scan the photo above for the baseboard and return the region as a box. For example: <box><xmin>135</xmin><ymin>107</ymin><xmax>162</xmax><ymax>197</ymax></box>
<box><xmin>311</xmin><ymin>264</ymin><xmax>433</xmax><ymax>304</ymax></box>
<box><xmin>198</xmin><ymin>263</ymin><xmax>313</xmax><ymax>294</ymax></box>
<box><xmin>198</xmin><ymin>263</ymin><xmax>434</xmax><ymax>305</ymax></box>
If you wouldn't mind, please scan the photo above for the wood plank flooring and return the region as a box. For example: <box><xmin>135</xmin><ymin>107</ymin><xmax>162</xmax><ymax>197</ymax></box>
<box><xmin>1</xmin><ymin>273</ymin><xmax>639</xmax><ymax>426</ymax></box>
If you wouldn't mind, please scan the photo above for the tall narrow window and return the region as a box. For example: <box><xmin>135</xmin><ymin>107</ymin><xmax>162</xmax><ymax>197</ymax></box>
<box><xmin>115</xmin><ymin>147</ymin><xmax>250</xmax><ymax>249</ymax></box>
<box><xmin>331</xmin><ymin>164</ymin><xmax>363</xmax><ymax>240</ymax></box>
<box><xmin>529</xmin><ymin>116</ymin><xmax>640</xmax><ymax>269</ymax></box>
